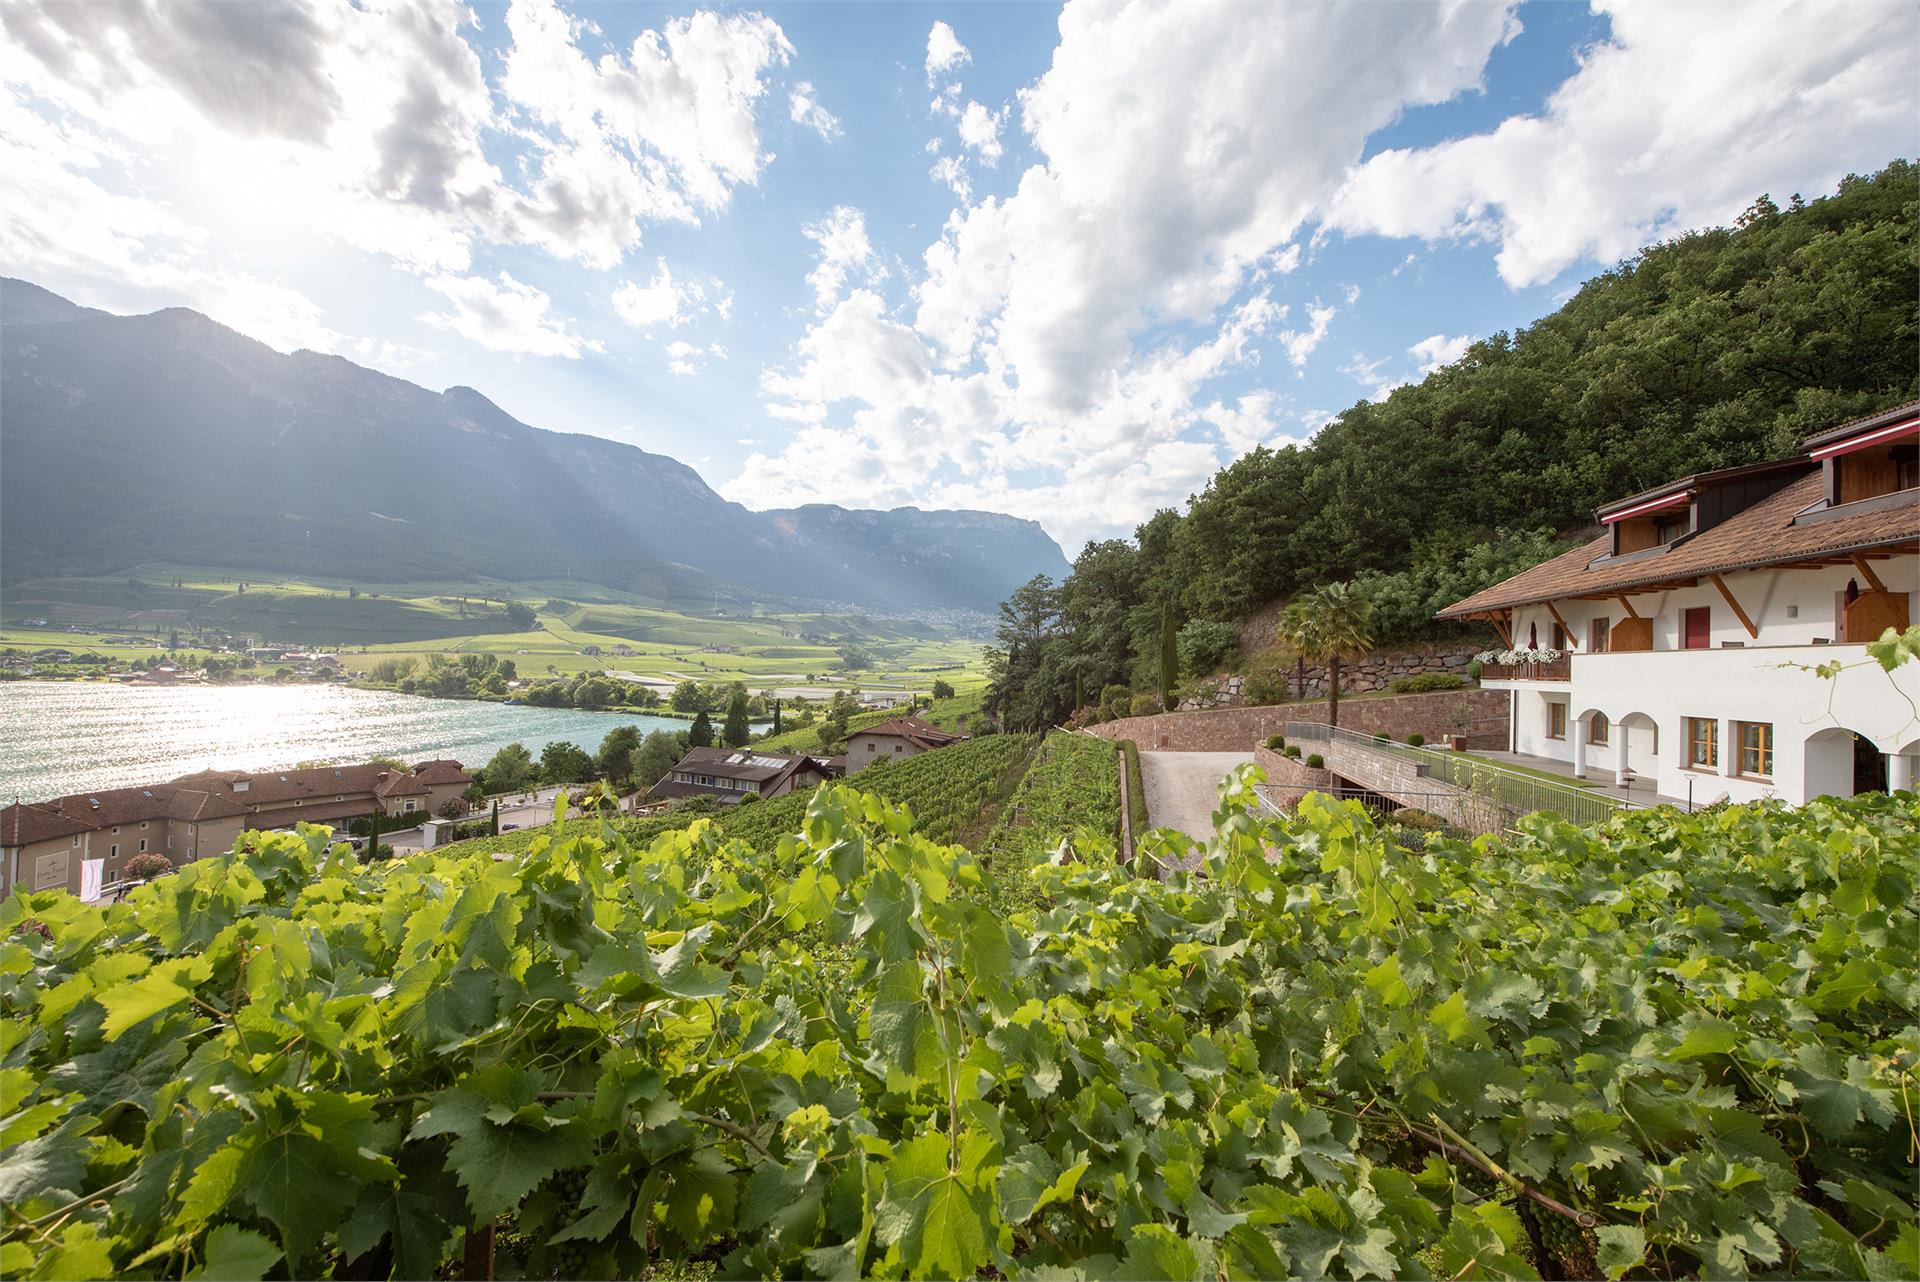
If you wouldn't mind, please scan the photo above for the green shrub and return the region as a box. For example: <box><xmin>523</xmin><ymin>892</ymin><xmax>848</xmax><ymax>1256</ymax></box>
<box><xmin>1244</xmin><ymin>667</ymin><xmax>1290</xmax><ymax>705</ymax></box>
<box><xmin>1265</xmin><ymin>734</ymin><xmax>1285</xmax><ymax>751</ymax></box>
<box><xmin>1176</xmin><ymin>618</ymin><xmax>1239</xmax><ymax>675</ymax></box>
<box><xmin>1466</xmin><ymin>659</ymin><xmax>1483</xmax><ymax>681</ymax></box>
<box><xmin>1394</xmin><ymin>808</ymin><xmax>1446</xmax><ymax>831</ymax></box>
<box><xmin>121</xmin><ymin>852</ymin><xmax>173</xmax><ymax>882</ymax></box>
<box><xmin>1407</xmin><ymin>732</ymin><xmax>1426</xmax><ymax>747</ymax></box>
<box><xmin>1129</xmin><ymin>692</ymin><xmax>1163</xmax><ymax>716</ymax></box>
<box><xmin>1305</xmin><ymin>753</ymin><xmax>1325</xmax><ymax>769</ymax></box>
<box><xmin>1283</xmin><ymin>745</ymin><xmax>1301</xmax><ymax>760</ymax></box>
<box><xmin>1388</xmin><ymin>672</ymin><xmax>1464</xmax><ymax>694</ymax></box>
<box><xmin>1374</xmin><ymin>731</ymin><xmax>1390</xmax><ymax>741</ymax></box>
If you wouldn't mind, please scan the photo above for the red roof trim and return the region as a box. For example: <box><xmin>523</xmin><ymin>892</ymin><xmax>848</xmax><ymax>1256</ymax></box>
<box><xmin>1600</xmin><ymin>490</ymin><xmax>1691</xmax><ymax>524</ymax></box>
<box><xmin>1807</xmin><ymin>417</ymin><xmax>1919</xmax><ymax>460</ymax></box>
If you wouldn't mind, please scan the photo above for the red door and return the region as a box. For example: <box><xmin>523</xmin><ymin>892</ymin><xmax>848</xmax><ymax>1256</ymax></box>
<box><xmin>1682</xmin><ymin>607</ymin><xmax>1710</xmax><ymax>650</ymax></box>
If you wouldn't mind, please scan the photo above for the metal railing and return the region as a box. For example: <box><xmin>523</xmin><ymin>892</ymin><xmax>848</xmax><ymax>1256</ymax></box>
<box><xmin>1283</xmin><ymin>722</ymin><xmax>1634</xmax><ymax>829</ymax></box>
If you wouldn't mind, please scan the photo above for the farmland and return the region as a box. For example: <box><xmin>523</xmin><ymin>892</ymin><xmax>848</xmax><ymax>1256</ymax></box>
<box><xmin>1</xmin><ymin>567</ymin><xmax>989</xmax><ymax>699</ymax></box>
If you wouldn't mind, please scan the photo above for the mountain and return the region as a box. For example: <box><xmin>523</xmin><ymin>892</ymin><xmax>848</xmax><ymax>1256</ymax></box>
<box><xmin>0</xmin><ymin>280</ymin><xmax>1068</xmax><ymax>610</ymax></box>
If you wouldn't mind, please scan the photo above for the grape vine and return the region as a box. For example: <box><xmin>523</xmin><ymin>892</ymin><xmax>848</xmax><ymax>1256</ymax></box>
<box><xmin>0</xmin><ymin>771</ymin><xmax>1913</xmax><ymax>1280</ymax></box>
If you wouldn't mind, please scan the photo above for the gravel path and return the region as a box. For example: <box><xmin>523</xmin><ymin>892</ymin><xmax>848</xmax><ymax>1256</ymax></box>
<box><xmin>1138</xmin><ymin>750</ymin><xmax>1253</xmax><ymax>857</ymax></box>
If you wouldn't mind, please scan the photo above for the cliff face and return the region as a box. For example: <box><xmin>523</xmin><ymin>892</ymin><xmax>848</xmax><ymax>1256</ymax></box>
<box><xmin>0</xmin><ymin>279</ymin><xmax>1070</xmax><ymax>609</ymax></box>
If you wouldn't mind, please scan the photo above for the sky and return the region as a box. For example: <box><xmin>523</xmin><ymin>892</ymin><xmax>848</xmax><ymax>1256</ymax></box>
<box><xmin>2</xmin><ymin>0</ymin><xmax>1914</xmax><ymax>557</ymax></box>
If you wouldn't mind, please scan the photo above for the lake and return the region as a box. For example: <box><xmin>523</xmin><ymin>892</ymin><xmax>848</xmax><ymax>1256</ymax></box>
<box><xmin>0</xmin><ymin>681</ymin><xmax>704</xmax><ymax>801</ymax></box>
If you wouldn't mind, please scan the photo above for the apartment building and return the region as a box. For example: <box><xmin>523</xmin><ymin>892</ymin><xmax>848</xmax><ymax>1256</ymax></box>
<box><xmin>1438</xmin><ymin>401</ymin><xmax>1917</xmax><ymax>806</ymax></box>
<box><xmin>1</xmin><ymin>758</ymin><xmax>470</xmax><ymax>899</ymax></box>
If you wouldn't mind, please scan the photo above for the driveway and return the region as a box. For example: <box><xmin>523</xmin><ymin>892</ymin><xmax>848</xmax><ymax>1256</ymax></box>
<box><xmin>1138</xmin><ymin>751</ymin><xmax>1253</xmax><ymax>852</ymax></box>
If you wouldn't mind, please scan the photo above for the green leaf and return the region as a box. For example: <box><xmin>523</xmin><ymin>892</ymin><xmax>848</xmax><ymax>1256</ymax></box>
<box><xmin>1670</xmin><ymin>1016</ymin><xmax>1741</xmax><ymax>1060</ymax></box>
<box><xmin>338</xmin><ymin>1142</ymin><xmax>464</xmax><ymax>1279</ymax></box>
<box><xmin>32</xmin><ymin>1222</ymin><xmax>116</xmax><ymax>1281</ymax></box>
<box><xmin>1116</xmin><ymin>1224</ymin><xmax>1203</xmax><ymax>1281</ymax></box>
<box><xmin>997</xmin><ymin>1144</ymin><xmax>1087</xmax><ymax>1224</ymax></box>
<box><xmin>1595</xmin><ymin>1225</ymin><xmax>1646</xmax><ymax>1279</ymax></box>
<box><xmin>868</xmin><ymin>960</ymin><xmax>939</xmax><ymax>1083</ymax></box>
<box><xmin>664</xmin><ymin>1149</ymin><xmax>739</xmax><ymax>1246</ymax></box>
<box><xmin>186</xmin><ymin>1225</ymin><xmax>281</xmax><ymax>1282</ymax></box>
<box><xmin>97</xmin><ymin>956</ymin><xmax>211</xmax><ymax>1039</ymax></box>
<box><xmin>411</xmin><ymin>1080</ymin><xmax>591</xmax><ymax>1222</ymax></box>
<box><xmin>874</xmin><ymin>1133</ymin><xmax>994</xmax><ymax>1281</ymax></box>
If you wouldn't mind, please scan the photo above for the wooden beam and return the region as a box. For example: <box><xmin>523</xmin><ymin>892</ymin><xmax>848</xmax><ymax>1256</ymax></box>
<box><xmin>1615</xmin><ymin>594</ymin><xmax>1641</xmax><ymax>620</ymax></box>
<box><xmin>1708</xmin><ymin>573</ymin><xmax>1758</xmax><ymax>639</ymax></box>
<box><xmin>1491</xmin><ymin>615</ymin><xmax>1513</xmax><ymax>647</ymax></box>
<box><xmin>1544</xmin><ymin>601</ymin><xmax>1578</xmax><ymax>649</ymax></box>
<box><xmin>1851</xmin><ymin>554</ymin><xmax>1888</xmax><ymax>595</ymax></box>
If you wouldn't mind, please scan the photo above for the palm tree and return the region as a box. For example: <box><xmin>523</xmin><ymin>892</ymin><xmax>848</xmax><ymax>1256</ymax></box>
<box><xmin>1276</xmin><ymin>582</ymin><xmax>1375</xmax><ymax>728</ymax></box>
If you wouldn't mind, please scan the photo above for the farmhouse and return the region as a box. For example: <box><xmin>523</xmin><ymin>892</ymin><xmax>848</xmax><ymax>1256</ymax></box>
<box><xmin>844</xmin><ymin>716</ymin><xmax>969</xmax><ymax>774</ymax></box>
<box><xmin>1</xmin><ymin>759</ymin><xmax>471</xmax><ymax>900</ymax></box>
<box><xmin>645</xmin><ymin>747</ymin><xmax>835</xmax><ymax>806</ymax></box>
<box><xmin>1438</xmin><ymin>400</ymin><xmax>1918</xmax><ymax>806</ymax></box>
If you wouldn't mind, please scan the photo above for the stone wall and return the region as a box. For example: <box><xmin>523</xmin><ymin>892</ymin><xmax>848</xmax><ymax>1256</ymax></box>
<box><xmin>1182</xmin><ymin>643</ymin><xmax>1481</xmax><ymax>709</ymax></box>
<box><xmin>1085</xmin><ymin>687</ymin><xmax>1508</xmax><ymax>752</ymax></box>
<box><xmin>1251</xmin><ymin>743</ymin><xmax>1334</xmax><ymax>810</ymax></box>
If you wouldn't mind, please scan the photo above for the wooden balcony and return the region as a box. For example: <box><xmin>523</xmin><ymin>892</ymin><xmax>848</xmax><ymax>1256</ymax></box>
<box><xmin>1479</xmin><ymin>656</ymin><xmax>1571</xmax><ymax>682</ymax></box>
<box><xmin>1843</xmin><ymin>591</ymin><xmax>1909</xmax><ymax>644</ymax></box>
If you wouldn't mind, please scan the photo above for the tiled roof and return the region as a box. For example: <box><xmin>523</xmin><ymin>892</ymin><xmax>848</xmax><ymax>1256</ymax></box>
<box><xmin>847</xmin><ymin>717</ymin><xmax>970</xmax><ymax>752</ymax></box>
<box><xmin>2</xmin><ymin>758</ymin><xmax>467</xmax><ymax>848</ymax></box>
<box><xmin>1438</xmin><ymin>473</ymin><xmax>1917</xmax><ymax>618</ymax></box>
<box><xmin>644</xmin><ymin>748</ymin><xmax>831</xmax><ymax>802</ymax></box>
<box><xmin>1798</xmin><ymin>398</ymin><xmax>1920</xmax><ymax>450</ymax></box>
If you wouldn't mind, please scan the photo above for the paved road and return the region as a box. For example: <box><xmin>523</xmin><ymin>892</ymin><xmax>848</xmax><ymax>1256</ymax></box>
<box><xmin>1138</xmin><ymin>750</ymin><xmax>1253</xmax><ymax>848</ymax></box>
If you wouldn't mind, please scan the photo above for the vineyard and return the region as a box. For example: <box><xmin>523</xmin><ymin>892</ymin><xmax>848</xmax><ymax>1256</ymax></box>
<box><xmin>2</xmin><ymin>775</ymin><xmax>1915</xmax><ymax>1281</ymax></box>
<box><xmin>980</xmin><ymin>732</ymin><xmax>1123</xmax><ymax>907</ymax></box>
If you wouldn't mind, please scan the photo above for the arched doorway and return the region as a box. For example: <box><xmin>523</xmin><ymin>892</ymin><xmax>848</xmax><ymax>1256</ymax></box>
<box><xmin>1804</xmin><ymin>728</ymin><xmax>1887</xmax><ymax>799</ymax></box>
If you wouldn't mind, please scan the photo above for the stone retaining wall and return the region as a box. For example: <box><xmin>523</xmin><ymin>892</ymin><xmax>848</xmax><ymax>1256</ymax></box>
<box><xmin>1084</xmin><ymin>688</ymin><xmax>1508</xmax><ymax>752</ymax></box>
<box><xmin>1182</xmin><ymin>643</ymin><xmax>1482</xmax><ymax>708</ymax></box>
<box><xmin>1251</xmin><ymin>743</ymin><xmax>1334</xmax><ymax>810</ymax></box>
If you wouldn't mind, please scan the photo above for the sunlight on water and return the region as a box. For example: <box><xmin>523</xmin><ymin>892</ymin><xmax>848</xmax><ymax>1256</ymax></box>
<box><xmin>0</xmin><ymin>682</ymin><xmax>691</xmax><ymax>801</ymax></box>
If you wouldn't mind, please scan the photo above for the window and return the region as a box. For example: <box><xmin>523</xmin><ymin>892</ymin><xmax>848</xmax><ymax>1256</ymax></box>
<box><xmin>1589</xmin><ymin>713</ymin><xmax>1610</xmax><ymax>745</ymax></box>
<box><xmin>138</xmin><ymin>838</ymin><xmax>147</xmax><ymax>852</ymax></box>
<box><xmin>1684</xmin><ymin>717</ymin><xmax>1718</xmax><ymax>769</ymax></box>
<box><xmin>1654</xmin><ymin>513</ymin><xmax>1688</xmax><ymax>544</ymax></box>
<box><xmin>1547</xmin><ymin>703</ymin><xmax>1567</xmax><ymax>740</ymax></box>
<box><xmin>111</xmin><ymin>825</ymin><xmax>121</xmax><ymax>834</ymax></box>
<box><xmin>1735</xmin><ymin>722</ymin><xmax>1773</xmax><ymax>778</ymax></box>
<box><xmin>1550</xmin><ymin>621</ymin><xmax>1568</xmax><ymax>650</ymax></box>
<box><xmin>1588</xmin><ymin>618</ymin><xmax>1611</xmax><ymax>653</ymax></box>
<box><xmin>403</xmin><ymin>800</ymin><xmax>416</xmax><ymax>813</ymax></box>
<box><xmin>71</xmin><ymin>835</ymin><xmax>80</xmax><ymax>847</ymax></box>
<box><xmin>1682</xmin><ymin>607</ymin><xmax>1711</xmax><ymax>650</ymax></box>
<box><xmin>110</xmin><ymin>844</ymin><xmax>119</xmax><ymax>858</ymax></box>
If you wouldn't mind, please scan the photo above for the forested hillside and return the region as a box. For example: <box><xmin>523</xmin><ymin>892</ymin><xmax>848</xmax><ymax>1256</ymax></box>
<box><xmin>987</xmin><ymin>162</ymin><xmax>1917</xmax><ymax>728</ymax></box>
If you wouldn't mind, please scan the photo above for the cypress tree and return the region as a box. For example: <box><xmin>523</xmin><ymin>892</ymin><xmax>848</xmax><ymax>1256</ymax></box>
<box><xmin>689</xmin><ymin>710</ymin><xmax>714</xmax><ymax>747</ymax></box>
<box><xmin>1159</xmin><ymin>601</ymin><xmax>1179</xmax><ymax>712</ymax></box>
<box><xmin>723</xmin><ymin>689</ymin><xmax>751</xmax><ymax>747</ymax></box>
<box><xmin>772</xmin><ymin>699</ymin><xmax>783</xmax><ymax>734</ymax></box>
<box><xmin>489</xmin><ymin>798</ymin><xmax>499</xmax><ymax>836</ymax></box>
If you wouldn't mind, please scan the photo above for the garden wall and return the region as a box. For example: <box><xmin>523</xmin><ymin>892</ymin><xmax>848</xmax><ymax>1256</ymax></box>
<box><xmin>1082</xmin><ymin>687</ymin><xmax>1508</xmax><ymax>751</ymax></box>
<box><xmin>1183</xmin><ymin>643</ymin><xmax>1482</xmax><ymax>708</ymax></box>
<box><xmin>1251</xmin><ymin>743</ymin><xmax>1334</xmax><ymax>810</ymax></box>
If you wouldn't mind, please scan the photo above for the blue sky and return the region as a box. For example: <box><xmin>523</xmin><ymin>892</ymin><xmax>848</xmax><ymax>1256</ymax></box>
<box><xmin>2</xmin><ymin>0</ymin><xmax>1913</xmax><ymax>554</ymax></box>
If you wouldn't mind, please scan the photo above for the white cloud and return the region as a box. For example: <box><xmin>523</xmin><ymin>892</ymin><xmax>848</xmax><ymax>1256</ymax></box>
<box><xmin>925</xmin><ymin>21</ymin><xmax>970</xmax><ymax>81</ymax></box>
<box><xmin>1327</xmin><ymin>0</ymin><xmax>1919</xmax><ymax>286</ymax></box>
<box><xmin>1204</xmin><ymin>390</ymin><xmax>1292</xmax><ymax>455</ymax></box>
<box><xmin>788</xmin><ymin>81</ymin><xmax>840</xmax><ymax>139</ymax></box>
<box><xmin>1410</xmin><ymin>332</ymin><xmax>1472</xmax><ymax>376</ymax></box>
<box><xmin>913</xmin><ymin>1</ymin><xmax>1520</xmax><ymax>417</ymax></box>
<box><xmin>801</xmin><ymin>206</ymin><xmax>886</xmax><ymax>309</ymax></box>
<box><xmin>956</xmin><ymin>100</ymin><xmax>1005</xmax><ymax>163</ymax></box>
<box><xmin>929</xmin><ymin>154</ymin><xmax>970</xmax><ymax>201</ymax></box>
<box><xmin>611</xmin><ymin>256</ymin><xmax>727</xmax><ymax>329</ymax></box>
<box><xmin>421</xmin><ymin>271</ymin><xmax>601</xmax><ymax>358</ymax></box>
<box><xmin>1340</xmin><ymin>352</ymin><xmax>1401</xmax><ymax>403</ymax></box>
<box><xmin>1278</xmin><ymin>301</ymin><xmax>1336</xmax><ymax>370</ymax></box>
<box><xmin>498</xmin><ymin>0</ymin><xmax>796</xmax><ymax>267</ymax></box>
<box><xmin>665</xmin><ymin>338</ymin><xmax>702</xmax><ymax>376</ymax></box>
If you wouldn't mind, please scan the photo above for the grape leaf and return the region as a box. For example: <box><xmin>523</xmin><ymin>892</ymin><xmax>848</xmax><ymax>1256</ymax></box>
<box><xmin>185</xmin><ymin>1225</ymin><xmax>281</xmax><ymax>1282</ymax></box>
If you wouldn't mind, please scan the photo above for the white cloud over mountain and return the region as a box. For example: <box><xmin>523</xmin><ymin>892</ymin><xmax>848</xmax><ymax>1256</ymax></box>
<box><xmin>422</xmin><ymin>271</ymin><xmax>602</xmax><ymax>358</ymax></box>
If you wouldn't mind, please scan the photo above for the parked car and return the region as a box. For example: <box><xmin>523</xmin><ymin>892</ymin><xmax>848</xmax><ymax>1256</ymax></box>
<box><xmin>502</xmin><ymin>823</ymin><xmax>520</xmax><ymax>831</ymax></box>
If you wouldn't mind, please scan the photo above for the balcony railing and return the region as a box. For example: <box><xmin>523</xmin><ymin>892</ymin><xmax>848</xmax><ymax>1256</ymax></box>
<box><xmin>1478</xmin><ymin>656</ymin><xmax>1570</xmax><ymax>681</ymax></box>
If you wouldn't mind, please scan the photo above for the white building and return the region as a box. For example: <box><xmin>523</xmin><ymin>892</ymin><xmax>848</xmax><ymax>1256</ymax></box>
<box><xmin>1439</xmin><ymin>401</ymin><xmax>1917</xmax><ymax>807</ymax></box>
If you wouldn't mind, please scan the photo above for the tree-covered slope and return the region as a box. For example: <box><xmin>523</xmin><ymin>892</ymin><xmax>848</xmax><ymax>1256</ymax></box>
<box><xmin>984</xmin><ymin>162</ymin><xmax>1917</xmax><ymax>726</ymax></box>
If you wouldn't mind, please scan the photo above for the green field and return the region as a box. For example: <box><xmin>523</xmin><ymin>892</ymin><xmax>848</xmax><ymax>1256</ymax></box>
<box><xmin>1</xmin><ymin>567</ymin><xmax>990</xmax><ymax>698</ymax></box>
